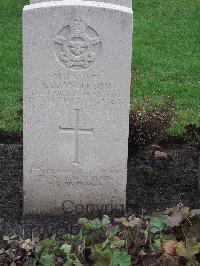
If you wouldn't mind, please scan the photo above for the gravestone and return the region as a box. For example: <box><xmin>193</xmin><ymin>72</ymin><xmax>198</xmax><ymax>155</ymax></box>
<box><xmin>23</xmin><ymin>0</ymin><xmax>132</xmax><ymax>215</ymax></box>
<box><xmin>30</xmin><ymin>0</ymin><xmax>132</xmax><ymax>8</ymax></box>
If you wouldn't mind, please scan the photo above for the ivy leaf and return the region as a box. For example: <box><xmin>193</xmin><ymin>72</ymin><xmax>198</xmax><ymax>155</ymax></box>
<box><xmin>150</xmin><ymin>214</ymin><xmax>167</xmax><ymax>233</ymax></box>
<box><xmin>110</xmin><ymin>250</ymin><xmax>131</xmax><ymax>266</ymax></box>
<box><xmin>39</xmin><ymin>254</ymin><xmax>55</xmax><ymax>266</ymax></box>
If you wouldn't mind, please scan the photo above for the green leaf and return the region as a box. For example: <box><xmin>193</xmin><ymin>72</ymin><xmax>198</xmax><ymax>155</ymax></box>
<box><xmin>110</xmin><ymin>250</ymin><xmax>131</xmax><ymax>266</ymax></box>
<box><xmin>63</xmin><ymin>261</ymin><xmax>77</xmax><ymax>266</ymax></box>
<box><xmin>24</xmin><ymin>259</ymin><xmax>35</xmax><ymax>266</ymax></box>
<box><xmin>63</xmin><ymin>263</ymin><xmax>72</xmax><ymax>266</ymax></box>
<box><xmin>111</xmin><ymin>239</ymin><xmax>125</xmax><ymax>249</ymax></box>
<box><xmin>153</xmin><ymin>238</ymin><xmax>162</xmax><ymax>249</ymax></box>
<box><xmin>39</xmin><ymin>254</ymin><xmax>55</xmax><ymax>266</ymax></box>
<box><xmin>64</xmin><ymin>233</ymin><xmax>82</xmax><ymax>244</ymax></box>
<box><xmin>35</xmin><ymin>243</ymin><xmax>44</xmax><ymax>257</ymax></box>
<box><xmin>92</xmin><ymin>218</ymin><xmax>102</xmax><ymax>229</ymax></box>
<box><xmin>78</xmin><ymin>218</ymin><xmax>88</xmax><ymax>226</ymax></box>
<box><xmin>150</xmin><ymin>214</ymin><xmax>167</xmax><ymax>233</ymax></box>
<box><xmin>60</xmin><ymin>243</ymin><xmax>71</xmax><ymax>255</ymax></box>
<box><xmin>186</xmin><ymin>262</ymin><xmax>193</xmax><ymax>266</ymax></box>
<box><xmin>91</xmin><ymin>244</ymin><xmax>113</xmax><ymax>265</ymax></box>
<box><xmin>187</xmin><ymin>239</ymin><xmax>200</xmax><ymax>257</ymax></box>
<box><xmin>149</xmin><ymin>243</ymin><xmax>156</xmax><ymax>251</ymax></box>
<box><xmin>176</xmin><ymin>242</ymin><xmax>189</xmax><ymax>258</ymax></box>
<box><xmin>78</xmin><ymin>216</ymin><xmax>110</xmax><ymax>232</ymax></box>
<box><xmin>176</xmin><ymin>240</ymin><xmax>200</xmax><ymax>259</ymax></box>
<box><xmin>107</xmin><ymin>225</ymin><xmax>120</xmax><ymax>239</ymax></box>
<box><xmin>63</xmin><ymin>262</ymin><xmax>79</xmax><ymax>266</ymax></box>
<box><xmin>101</xmin><ymin>215</ymin><xmax>110</xmax><ymax>226</ymax></box>
<box><xmin>35</xmin><ymin>238</ymin><xmax>59</xmax><ymax>255</ymax></box>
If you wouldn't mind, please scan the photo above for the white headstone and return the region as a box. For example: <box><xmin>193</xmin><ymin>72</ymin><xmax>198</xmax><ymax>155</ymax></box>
<box><xmin>23</xmin><ymin>0</ymin><xmax>132</xmax><ymax>215</ymax></box>
<box><xmin>30</xmin><ymin>0</ymin><xmax>132</xmax><ymax>8</ymax></box>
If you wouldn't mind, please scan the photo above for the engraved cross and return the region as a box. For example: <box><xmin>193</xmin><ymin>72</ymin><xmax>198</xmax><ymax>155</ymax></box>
<box><xmin>59</xmin><ymin>109</ymin><xmax>93</xmax><ymax>165</ymax></box>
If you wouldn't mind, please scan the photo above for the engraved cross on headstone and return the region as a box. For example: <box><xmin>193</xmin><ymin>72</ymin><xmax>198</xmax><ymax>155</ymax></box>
<box><xmin>59</xmin><ymin>109</ymin><xmax>94</xmax><ymax>165</ymax></box>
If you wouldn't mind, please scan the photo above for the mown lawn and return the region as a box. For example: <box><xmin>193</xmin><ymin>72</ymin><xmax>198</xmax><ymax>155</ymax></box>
<box><xmin>131</xmin><ymin>0</ymin><xmax>200</xmax><ymax>135</ymax></box>
<box><xmin>0</xmin><ymin>0</ymin><xmax>199</xmax><ymax>136</ymax></box>
<box><xmin>0</xmin><ymin>0</ymin><xmax>29</xmax><ymax>134</ymax></box>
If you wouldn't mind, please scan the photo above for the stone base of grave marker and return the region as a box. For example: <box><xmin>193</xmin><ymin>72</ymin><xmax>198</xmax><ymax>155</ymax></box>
<box><xmin>23</xmin><ymin>0</ymin><xmax>132</xmax><ymax>216</ymax></box>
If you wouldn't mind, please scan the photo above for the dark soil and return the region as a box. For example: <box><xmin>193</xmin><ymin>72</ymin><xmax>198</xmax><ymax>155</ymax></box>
<box><xmin>127</xmin><ymin>140</ymin><xmax>200</xmax><ymax>214</ymax></box>
<box><xmin>0</xmin><ymin>137</ymin><xmax>199</xmax><ymax>250</ymax></box>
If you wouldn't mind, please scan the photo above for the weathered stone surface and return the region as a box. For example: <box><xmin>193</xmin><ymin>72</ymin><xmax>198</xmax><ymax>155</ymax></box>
<box><xmin>30</xmin><ymin>0</ymin><xmax>132</xmax><ymax>8</ymax></box>
<box><xmin>23</xmin><ymin>0</ymin><xmax>132</xmax><ymax>215</ymax></box>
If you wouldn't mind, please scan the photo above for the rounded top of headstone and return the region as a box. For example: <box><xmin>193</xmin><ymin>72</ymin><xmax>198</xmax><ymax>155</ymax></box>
<box><xmin>30</xmin><ymin>0</ymin><xmax>132</xmax><ymax>8</ymax></box>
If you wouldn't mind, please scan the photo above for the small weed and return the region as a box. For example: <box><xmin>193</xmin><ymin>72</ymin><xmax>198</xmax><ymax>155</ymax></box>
<box><xmin>129</xmin><ymin>98</ymin><xmax>175</xmax><ymax>152</ymax></box>
<box><xmin>1</xmin><ymin>204</ymin><xmax>200</xmax><ymax>265</ymax></box>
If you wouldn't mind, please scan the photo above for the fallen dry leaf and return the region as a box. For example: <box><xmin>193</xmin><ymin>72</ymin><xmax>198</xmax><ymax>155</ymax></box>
<box><xmin>165</xmin><ymin>212</ymin><xmax>183</xmax><ymax>227</ymax></box>
<box><xmin>150</xmin><ymin>144</ymin><xmax>161</xmax><ymax>151</ymax></box>
<box><xmin>164</xmin><ymin>240</ymin><xmax>177</xmax><ymax>255</ymax></box>
<box><xmin>154</xmin><ymin>150</ymin><xmax>168</xmax><ymax>160</ymax></box>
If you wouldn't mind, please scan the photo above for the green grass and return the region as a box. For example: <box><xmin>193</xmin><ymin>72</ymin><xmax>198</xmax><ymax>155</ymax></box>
<box><xmin>0</xmin><ymin>0</ymin><xmax>29</xmax><ymax>134</ymax></box>
<box><xmin>0</xmin><ymin>0</ymin><xmax>199</xmax><ymax>136</ymax></box>
<box><xmin>131</xmin><ymin>0</ymin><xmax>200</xmax><ymax>135</ymax></box>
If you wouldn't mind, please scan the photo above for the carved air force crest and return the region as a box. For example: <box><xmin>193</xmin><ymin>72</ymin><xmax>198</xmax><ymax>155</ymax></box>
<box><xmin>54</xmin><ymin>19</ymin><xmax>102</xmax><ymax>70</ymax></box>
